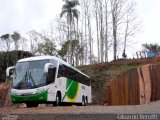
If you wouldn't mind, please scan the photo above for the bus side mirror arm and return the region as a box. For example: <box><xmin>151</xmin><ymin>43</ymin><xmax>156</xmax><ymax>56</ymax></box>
<box><xmin>6</xmin><ymin>66</ymin><xmax>15</xmax><ymax>77</ymax></box>
<box><xmin>44</xmin><ymin>63</ymin><xmax>54</xmax><ymax>73</ymax></box>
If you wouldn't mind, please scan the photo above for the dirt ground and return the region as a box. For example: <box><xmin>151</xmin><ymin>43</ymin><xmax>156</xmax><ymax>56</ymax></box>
<box><xmin>1</xmin><ymin>100</ymin><xmax>160</xmax><ymax>114</ymax></box>
<box><xmin>0</xmin><ymin>100</ymin><xmax>160</xmax><ymax>120</ymax></box>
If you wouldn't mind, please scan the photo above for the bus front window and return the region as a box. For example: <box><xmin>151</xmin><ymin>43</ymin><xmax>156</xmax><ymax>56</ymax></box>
<box><xmin>13</xmin><ymin>62</ymin><xmax>29</xmax><ymax>88</ymax></box>
<box><xmin>13</xmin><ymin>60</ymin><xmax>57</xmax><ymax>89</ymax></box>
<box><xmin>29</xmin><ymin>60</ymin><xmax>48</xmax><ymax>86</ymax></box>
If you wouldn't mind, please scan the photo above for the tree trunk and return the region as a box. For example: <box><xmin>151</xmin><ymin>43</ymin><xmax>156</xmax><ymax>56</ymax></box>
<box><xmin>105</xmin><ymin>0</ymin><xmax>109</xmax><ymax>62</ymax></box>
<box><xmin>95</xmin><ymin>0</ymin><xmax>100</xmax><ymax>63</ymax></box>
<box><xmin>100</xmin><ymin>0</ymin><xmax>104</xmax><ymax>63</ymax></box>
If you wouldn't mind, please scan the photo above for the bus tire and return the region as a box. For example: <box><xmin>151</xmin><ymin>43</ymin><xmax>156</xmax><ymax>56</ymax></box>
<box><xmin>53</xmin><ymin>93</ymin><xmax>61</xmax><ymax>106</ymax></box>
<box><xmin>26</xmin><ymin>103</ymin><xmax>38</xmax><ymax>108</ymax></box>
<box><xmin>81</xmin><ymin>96</ymin><xmax>85</xmax><ymax>106</ymax></box>
<box><xmin>85</xmin><ymin>96</ymin><xmax>88</xmax><ymax>105</ymax></box>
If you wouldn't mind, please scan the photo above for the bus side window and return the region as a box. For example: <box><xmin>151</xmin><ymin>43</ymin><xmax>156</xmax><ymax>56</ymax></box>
<box><xmin>75</xmin><ymin>71</ymin><xmax>79</xmax><ymax>81</ymax></box>
<box><xmin>67</xmin><ymin>67</ymin><xmax>74</xmax><ymax>80</ymax></box>
<box><xmin>58</xmin><ymin>64</ymin><xmax>66</xmax><ymax>77</ymax></box>
<box><xmin>47</xmin><ymin>68</ymin><xmax>56</xmax><ymax>84</ymax></box>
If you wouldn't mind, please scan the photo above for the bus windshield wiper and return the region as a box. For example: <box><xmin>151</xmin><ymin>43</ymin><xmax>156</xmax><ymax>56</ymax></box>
<box><xmin>16</xmin><ymin>71</ymin><xmax>28</xmax><ymax>89</ymax></box>
<box><xmin>29</xmin><ymin>71</ymin><xmax>36</xmax><ymax>87</ymax></box>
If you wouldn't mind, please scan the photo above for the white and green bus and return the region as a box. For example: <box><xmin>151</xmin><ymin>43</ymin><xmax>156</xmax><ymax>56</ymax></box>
<box><xmin>6</xmin><ymin>56</ymin><xmax>91</xmax><ymax>107</ymax></box>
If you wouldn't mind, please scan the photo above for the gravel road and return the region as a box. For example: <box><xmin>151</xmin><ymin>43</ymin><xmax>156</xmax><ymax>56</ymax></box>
<box><xmin>0</xmin><ymin>101</ymin><xmax>160</xmax><ymax>120</ymax></box>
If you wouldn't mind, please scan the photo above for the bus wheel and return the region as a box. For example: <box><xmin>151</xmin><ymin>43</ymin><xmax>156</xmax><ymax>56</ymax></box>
<box><xmin>53</xmin><ymin>94</ymin><xmax>61</xmax><ymax>106</ymax></box>
<box><xmin>85</xmin><ymin>96</ymin><xmax>88</xmax><ymax>105</ymax></box>
<box><xmin>26</xmin><ymin>103</ymin><xmax>38</xmax><ymax>108</ymax></box>
<box><xmin>81</xmin><ymin>96</ymin><xmax>86</xmax><ymax>106</ymax></box>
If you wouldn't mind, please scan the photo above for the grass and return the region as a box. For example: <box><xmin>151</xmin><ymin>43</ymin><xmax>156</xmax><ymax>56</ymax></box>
<box><xmin>109</xmin><ymin>64</ymin><xmax>140</xmax><ymax>71</ymax></box>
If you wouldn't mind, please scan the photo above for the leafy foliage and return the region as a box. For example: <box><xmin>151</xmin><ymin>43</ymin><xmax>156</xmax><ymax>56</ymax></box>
<box><xmin>0</xmin><ymin>34</ymin><xmax>12</xmax><ymax>51</ymax></box>
<box><xmin>142</xmin><ymin>43</ymin><xmax>160</xmax><ymax>53</ymax></box>
<box><xmin>58</xmin><ymin>40</ymin><xmax>84</xmax><ymax>65</ymax></box>
<box><xmin>0</xmin><ymin>34</ymin><xmax>10</xmax><ymax>40</ymax></box>
<box><xmin>60</xmin><ymin>0</ymin><xmax>80</xmax><ymax>22</ymax></box>
<box><xmin>38</xmin><ymin>39</ymin><xmax>57</xmax><ymax>56</ymax></box>
<box><xmin>60</xmin><ymin>0</ymin><xmax>80</xmax><ymax>64</ymax></box>
<box><xmin>11</xmin><ymin>32</ymin><xmax>21</xmax><ymax>50</ymax></box>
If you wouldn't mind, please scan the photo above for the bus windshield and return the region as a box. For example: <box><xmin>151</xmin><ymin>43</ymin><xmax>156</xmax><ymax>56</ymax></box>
<box><xmin>13</xmin><ymin>60</ymin><xmax>50</xmax><ymax>89</ymax></box>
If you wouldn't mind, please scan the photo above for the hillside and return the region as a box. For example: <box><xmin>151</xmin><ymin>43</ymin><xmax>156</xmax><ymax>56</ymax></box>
<box><xmin>1</xmin><ymin>58</ymin><xmax>160</xmax><ymax>106</ymax></box>
<box><xmin>79</xmin><ymin>58</ymin><xmax>160</xmax><ymax>105</ymax></box>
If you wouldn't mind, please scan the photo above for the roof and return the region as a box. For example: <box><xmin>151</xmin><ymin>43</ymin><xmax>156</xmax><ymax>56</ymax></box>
<box><xmin>18</xmin><ymin>56</ymin><xmax>58</xmax><ymax>62</ymax></box>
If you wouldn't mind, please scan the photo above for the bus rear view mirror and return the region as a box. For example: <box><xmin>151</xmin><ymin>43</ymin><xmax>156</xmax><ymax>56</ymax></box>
<box><xmin>44</xmin><ymin>63</ymin><xmax>54</xmax><ymax>73</ymax></box>
<box><xmin>44</xmin><ymin>63</ymin><xmax>56</xmax><ymax>84</ymax></box>
<box><xmin>6</xmin><ymin>66</ymin><xmax>15</xmax><ymax>77</ymax></box>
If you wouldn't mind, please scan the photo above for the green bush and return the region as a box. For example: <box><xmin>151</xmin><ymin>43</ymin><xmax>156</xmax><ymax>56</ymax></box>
<box><xmin>0</xmin><ymin>50</ymin><xmax>32</xmax><ymax>83</ymax></box>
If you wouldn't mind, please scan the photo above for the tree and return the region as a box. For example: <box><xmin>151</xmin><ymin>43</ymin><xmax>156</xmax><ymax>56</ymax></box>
<box><xmin>95</xmin><ymin>0</ymin><xmax>100</xmax><ymax>62</ymax></box>
<box><xmin>0</xmin><ymin>34</ymin><xmax>12</xmax><ymax>67</ymax></box>
<box><xmin>11</xmin><ymin>31</ymin><xmax>21</xmax><ymax>63</ymax></box>
<box><xmin>57</xmin><ymin>0</ymin><xmax>140</xmax><ymax>63</ymax></box>
<box><xmin>60</xmin><ymin>0</ymin><xmax>80</xmax><ymax>64</ymax></box>
<box><xmin>92</xmin><ymin>0</ymin><xmax>111</xmax><ymax>63</ymax></box>
<box><xmin>37</xmin><ymin>43</ymin><xmax>43</xmax><ymax>55</ymax></box>
<box><xmin>0</xmin><ymin>34</ymin><xmax>12</xmax><ymax>51</ymax></box>
<box><xmin>123</xmin><ymin>1</ymin><xmax>140</xmax><ymax>59</ymax></box>
<box><xmin>11</xmin><ymin>31</ymin><xmax>21</xmax><ymax>51</ymax></box>
<box><xmin>58</xmin><ymin>41</ymin><xmax>69</xmax><ymax>60</ymax></box>
<box><xmin>110</xmin><ymin>0</ymin><xmax>140</xmax><ymax>60</ymax></box>
<box><xmin>104</xmin><ymin>0</ymin><xmax>111</xmax><ymax>62</ymax></box>
<box><xmin>110</xmin><ymin>0</ymin><xmax>122</xmax><ymax>60</ymax></box>
<box><xmin>58</xmin><ymin>39</ymin><xmax>83</xmax><ymax>66</ymax></box>
<box><xmin>142</xmin><ymin>43</ymin><xmax>160</xmax><ymax>53</ymax></box>
<box><xmin>40</xmin><ymin>39</ymin><xmax>57</xmax><ymax>56</ymax></box>
<box><xmin>27</xmin><ymin>30</ymin><xmax>39</xmax><ymax>55</ymax></box>
<box><xmin>0</xmin><ymin>51</ymin><xmax>32</xmax><ymax>83</ymax></box>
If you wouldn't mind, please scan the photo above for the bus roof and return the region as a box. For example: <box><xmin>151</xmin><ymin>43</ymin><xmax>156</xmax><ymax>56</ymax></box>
<box><xmin>18</xmin><ymin>56</ymin><xmax>61</xmax><ymax>63</ymax></box>
<box><xmin>18</xmin><ymin>56</ymin><xmax>90</xmax><ymax>78</ymax></box>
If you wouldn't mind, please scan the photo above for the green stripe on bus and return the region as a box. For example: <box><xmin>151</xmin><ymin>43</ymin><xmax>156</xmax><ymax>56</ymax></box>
<box><xmin>62</xmin><ymin>78</ymin><xmax>79</xmax><ymax>102</ymax></box>
<box><xmin>11</xmin><ymin>91</ymin><xmax>48</xmax><ymax>102</ymax></box>
<box><xmin>66</xmin><ymin>79</ymin><xmax>78</xmax><ymax>99</ymax></box>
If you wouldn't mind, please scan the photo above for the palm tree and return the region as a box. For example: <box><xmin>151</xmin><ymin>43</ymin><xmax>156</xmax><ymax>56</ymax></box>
<box><xmin>60</xmin><ymin>0</ymin><xmax>80</xmax><ymax>26</ymax></box>
<box><xmin>60</xmin><ymin>0</ymin><xmax>80</xmax><ymax>64</ymax></box>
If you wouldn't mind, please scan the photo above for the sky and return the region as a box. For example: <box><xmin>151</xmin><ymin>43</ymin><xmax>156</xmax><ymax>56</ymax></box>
<box><xmin>0</xmin><ymin>0</ymin><xmax>63</xmax><ymax>35</ymax></box>
<box><xmin>0</xmin><ymin>0</ymin><xmax>160</xmax><ymax>59</ymax></box>
<box><xmin>134</xmin><ymin>0</ymin><xmax>160</xmax><ymax>52</ymax></box>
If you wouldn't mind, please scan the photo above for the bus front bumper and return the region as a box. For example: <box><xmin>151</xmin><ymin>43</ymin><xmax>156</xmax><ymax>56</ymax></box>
<box><xmin>10</xmin><ymin>91</ymin><xmax>48</xmax><ymax>103</ymax></box>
